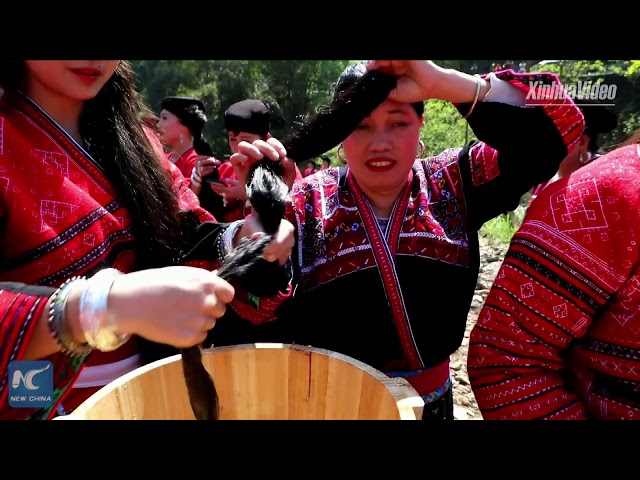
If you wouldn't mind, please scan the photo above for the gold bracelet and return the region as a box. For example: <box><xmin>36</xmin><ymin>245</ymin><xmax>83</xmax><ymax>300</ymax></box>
<box><xmin>463</xmin><ymin>74</ymin><xmax>483</xmax><ymax>120</ymax></box>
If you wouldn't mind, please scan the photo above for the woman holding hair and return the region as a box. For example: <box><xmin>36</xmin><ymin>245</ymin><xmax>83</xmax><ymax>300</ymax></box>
<box><xmin>0</xmin><ymin>60</ymin><xmax>293</xmax><ymax>419</ymax></box>
<box><xmin>223</xmin><ymin>60</ymin><xmax>584</xmax><ymax>420</ymax></box>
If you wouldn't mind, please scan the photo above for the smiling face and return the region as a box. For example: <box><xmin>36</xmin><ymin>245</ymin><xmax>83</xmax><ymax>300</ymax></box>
<box><xmin>342</xmin><ymin>98</ymin><xmax>424</xmax><ymax>199</ymax></box>
<box><xmin>24</xmin><ymin>60</ymin><xmax>119</xmax><ymax>102</ymax></box>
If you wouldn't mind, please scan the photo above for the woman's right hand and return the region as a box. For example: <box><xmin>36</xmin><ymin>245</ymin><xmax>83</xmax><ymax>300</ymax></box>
<box><xmin>367</xmin><ymin>60</ymin><xmax>490</xmax><ymax>105</ymax></box>
<box><xmin>105</xmin><ymin>266</ymin><xmax>235</xmax><ymax>347</ymax></box>
<box><xmin>230</xmin><ymin>137</ymin><xmax>297</xmax><ymax>191</ymax></box>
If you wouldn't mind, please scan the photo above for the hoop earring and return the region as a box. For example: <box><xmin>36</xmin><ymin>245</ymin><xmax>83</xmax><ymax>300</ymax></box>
<box><xmin>579</xmin><ymin>151</ymin><xmax>591</xmax><ymax>165</ymax></box>
<box><xmin>336</xmin><ymin>144</ymin><xmax>345</xmax><ymax>163</ymax></box>
<box><xmin>417</xmin><ymin>140</ymin><xmax>426</xmax><ymax>158</ymax></box>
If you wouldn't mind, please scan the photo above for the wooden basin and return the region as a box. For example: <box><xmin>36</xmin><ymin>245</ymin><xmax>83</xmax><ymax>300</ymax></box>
<box><xmin>58</xmin><ymin>343</ymin><xmax>424</xmax><ymax>420</ymax></box>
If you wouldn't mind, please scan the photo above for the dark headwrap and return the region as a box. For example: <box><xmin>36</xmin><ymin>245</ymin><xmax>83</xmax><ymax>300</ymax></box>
<box><xmin>224</xmin><ymin>99</ymin><xmax>271</xmax><ymax>136</ymax></box>
<box><xmin>161</xmin><ymin>96</ymin><xmax>208</xmax><ymax>136</ymax></box>
<box><xmin>160</xmin><ymin>96</ymin><xmax>213</xmax><ymax>156</ymax></box>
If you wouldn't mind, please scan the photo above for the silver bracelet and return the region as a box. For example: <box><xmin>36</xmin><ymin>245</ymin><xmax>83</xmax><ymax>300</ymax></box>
<box><xmin>79</xmin><ymin>268</ymin><xmax>130</xmax><ymax>352</ymax></box>
<box><xmin>191</xmin><ymin>167</ymin><xmax>201</xmax><ymax>186</ymax></box>
<box><xmin>220</xmin><ymin>220</ymin><xmax>245</xmax><ymax>257</ymax></box>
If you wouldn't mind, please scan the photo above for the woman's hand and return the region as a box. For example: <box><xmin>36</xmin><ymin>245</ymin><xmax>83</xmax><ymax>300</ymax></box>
<box><xmin>209</xmin><ymin>178</ymin><xmax>247</xmax><ymax>202</ymax></box>
<box><xmin>230</xmin><ymin>137</ymin><xmax>297</xmax><ymax>191</ymax></box>
<box><xmin>367</xmin><ymin>60</ymin><xmax>490</xmax><ymax>105</ymax></box>
<box><xmin>105</xmin><ymin>266</ymin><xmax>235</xmax><ymax>347</ymax></box>
<box><xmin>367</xmin><ymin>60</ymin><xmax>441</xmax><ymax>103</ymax></box>
<box><xmin>195</xmin><ymin>155</ymin><xmax>221</xmax><ymax>178</ymax></box>
<box><xmin>190</xmin><ymin>156</ymin><xmax>221</xmax><ymax>195</ymax></box>
<box><xmin>235</xmin><ymin>215</ymin><xmax>295</xmax><ymax>266</ymax></box>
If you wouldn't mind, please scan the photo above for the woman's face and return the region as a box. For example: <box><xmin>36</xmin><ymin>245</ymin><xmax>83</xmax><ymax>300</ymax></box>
<box><xmin>343</xmin><ymin>98</ymin><xmax>423</xmax><ymax>196</ymax></box>
<box><xmin>228</xmin><ymin>131</ymin><xmax>265</xmax><ymax>154</ymax></box>
<box><xmin>157</xmin><ymin>109</ymin><xmax>188</xmax><ymax>146</ymax></box>
<box><xmin>24</xmin><ymin>60</ymin><xmax>119</xmax><ymax>102</ymax></box>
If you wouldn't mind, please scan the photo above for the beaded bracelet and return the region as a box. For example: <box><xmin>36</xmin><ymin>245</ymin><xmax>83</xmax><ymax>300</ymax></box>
<box><xmin>48</xmin><ymin>276</ymin><xmax>94</xmax><ymax>357</ymax></box>
<box><xmin>219</xmin><ymin>220</ymin><xmax>245</xmax><ymax>259</ymax></box>
<box><xmin>215</xmin><ymin>225</ymin><xmax>226</xmax><ymax>260</ymax></box>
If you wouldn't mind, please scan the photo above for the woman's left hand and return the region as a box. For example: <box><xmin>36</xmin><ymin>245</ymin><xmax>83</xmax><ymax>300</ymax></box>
<box><xmin>195</xmin><ymin>155</ymin><xmax>221</xmax><ymax>178</ymax></box>
<box><xmin>209</xmin><ymin>178</ymin><xmax>248</xmax><ymax>201</ymax></box>
<box><xmin>231</xmin><ymin>137</ymin><xmax>297</xmax><ymax>191</ymax></box>
<box><xmin>235</xmin><ymin>214</ymin><xmax>295</xmax><ymax>266</ymax></box>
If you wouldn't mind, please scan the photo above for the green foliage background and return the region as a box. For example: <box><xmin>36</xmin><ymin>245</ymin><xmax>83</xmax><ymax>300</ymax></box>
<box><xmin>131</xmin><ymin>60</ymin><xmax>640</xmax><ymax>244</ymax></box>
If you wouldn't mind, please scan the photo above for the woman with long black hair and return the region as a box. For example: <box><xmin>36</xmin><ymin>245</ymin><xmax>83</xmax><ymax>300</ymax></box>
<box><xmin>0</xmin><ymin>60</ymin><xmax>293</xmax><ymax>419</ymax></box>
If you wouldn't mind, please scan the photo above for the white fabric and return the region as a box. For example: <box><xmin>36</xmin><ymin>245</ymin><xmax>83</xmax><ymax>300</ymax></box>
<box><xmin>72</xmin><ymin>354</ymin><xmax>141</xmax><ymax>388</ymax></box>
<box><xmin>482</xmin><ymin>72</ymin><xmax>527</xmax><ymax>107</ymax></box>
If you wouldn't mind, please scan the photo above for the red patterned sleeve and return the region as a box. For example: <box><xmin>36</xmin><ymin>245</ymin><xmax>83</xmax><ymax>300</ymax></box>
<box><xmin>456</xmin><ymin>70</ymin><xmax>585</xmax><ymax>229</ymax></box>
<box><xmin>467</xmin><ymin>169</ymin><xmax>636</xmax><ymax>420</ymax></box>
<box><xmin>228</xmin><ymin>268</ymin><xmax>293</xmax><ymax>324</ymax></box>
<box><xmin>0</xmin><ymin>284</ymin><xmax>86</xmax><ymax>420</ymax></box>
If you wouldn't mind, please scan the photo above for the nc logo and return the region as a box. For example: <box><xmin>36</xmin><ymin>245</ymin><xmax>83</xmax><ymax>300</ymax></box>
<box><xmin>8</xmin><ymin>360</ymin><xmax>54</xmax><ymax>408</ymax></box>
<box><xmin>11</xmin><ymin>362</ymin><xmax>50</xmax><ymax>391</ymax></box>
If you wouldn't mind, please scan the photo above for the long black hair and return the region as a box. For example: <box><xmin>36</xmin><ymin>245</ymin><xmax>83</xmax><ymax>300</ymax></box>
<box><xmin>0</xmin><ymin>61</ymin><xmax>187</xmax><ymax>270</ymax></box>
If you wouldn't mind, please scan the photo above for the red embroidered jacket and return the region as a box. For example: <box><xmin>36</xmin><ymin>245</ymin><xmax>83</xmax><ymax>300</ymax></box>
<box><xmin>0</xmin><ymin>90</ymin><xmax>219</xmax><ymax>419</ymax></box>
<box><xmin>170</xmin><ymin>146</ymin><xmax>197</xmax><ymax>185</ymax></box>
<box><xmin>468</xmin><ymin>144</ymin><xmax>640</xmax><ymax>420</ymax></box>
